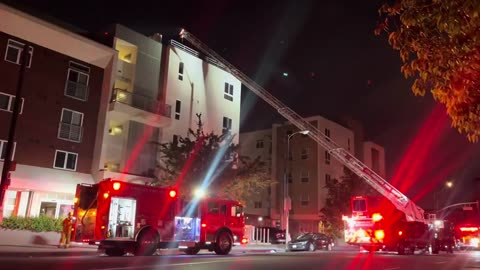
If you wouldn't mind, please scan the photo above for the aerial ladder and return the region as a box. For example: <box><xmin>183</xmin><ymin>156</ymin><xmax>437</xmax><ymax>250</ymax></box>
<box><xmin>179</xmin><ymin>29</ymin><xmax>426</xmax><ymax>224</ymax></box>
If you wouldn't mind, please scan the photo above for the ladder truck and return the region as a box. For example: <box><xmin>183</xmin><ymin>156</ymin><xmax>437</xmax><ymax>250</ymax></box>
<box><xmin>178</xmin><ymin>29</ymin><xmax>455</xmax><ymax>255</ymax></box>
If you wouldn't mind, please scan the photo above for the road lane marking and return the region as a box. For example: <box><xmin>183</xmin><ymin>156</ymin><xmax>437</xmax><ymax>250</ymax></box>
<box><xmin>93</xmin><ymin>258</ymin><xmax>258</xmax><ymax>270</ymax></box>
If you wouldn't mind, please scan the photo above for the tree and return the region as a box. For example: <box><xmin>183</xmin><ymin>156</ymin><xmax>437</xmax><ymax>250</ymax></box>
<box><xmin>376</xmin><ymin>0</ymin><xmax>480</xmax><ymax>142</ymax></box>
<box><xmin>154</xmin><ymin>114</ymin><xmax>274</xmax><ymax>205</ymax></box>
<box><xmin>319</xmin><ymin>167</ymin><xmax>377</xmax><ymax>238</ymax></box>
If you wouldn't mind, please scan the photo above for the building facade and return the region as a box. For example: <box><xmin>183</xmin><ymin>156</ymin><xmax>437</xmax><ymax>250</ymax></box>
<box><xmin>0</xmin><ymin>4</ymin><xmax>116</xmax><ymax>218</ymax></box>
<box><xmin>240</xmin><ymin>116</ymin><xmax>386</xmax><ymax>236</ymax></box>
<box><xmin>95</xmin><ymin>25</ymin><xmax>242</xmax><ymax>190</ymax></box>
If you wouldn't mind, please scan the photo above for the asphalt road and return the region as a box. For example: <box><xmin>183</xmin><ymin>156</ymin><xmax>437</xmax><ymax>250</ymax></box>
<box><xmin>0</xmin><ymin>250</ymin><xmax>478</xmax><ymax>270</ymax></box>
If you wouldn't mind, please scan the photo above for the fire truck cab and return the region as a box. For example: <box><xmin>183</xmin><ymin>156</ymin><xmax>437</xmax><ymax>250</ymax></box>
<box><xmin>174</xmin><ymin>198</ymin><xmax>246</xmax><ymax>255</ymax></box>
<box><xmin>72</xmin><ymin>179</ymin><xmax>178</xmax><ymax>256</ymax></box>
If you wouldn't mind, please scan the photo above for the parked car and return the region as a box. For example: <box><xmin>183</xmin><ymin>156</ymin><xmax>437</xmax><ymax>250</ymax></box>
<box><xmin>257</xmin><ymin>227</ymin><xmax>286</xmax><ymax>244</ymax></box>
<box><xmin>287</xmin><ymin>232</ymin><xmax>334</xmax><ymax>252</ymax></box>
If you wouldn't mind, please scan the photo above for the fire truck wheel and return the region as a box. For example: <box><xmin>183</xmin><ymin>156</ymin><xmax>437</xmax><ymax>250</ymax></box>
<box><xmin>213</xmin><ymin>231</ymin><xmax>233</xmax><ymax>255</ymax></box>
<box><xmin>135</xmin><ymin>228</ymin><xmax>159</xmax><ymax>256</ymax></box>
<box><xmin>184</xmin><ymin>247</ymin><xmax>201</xmax><ymax>255</ymax></box>
<box><xmin>105</xmin><ymin>248</ymin><xmax>126</xmax><ymax>257</ymax></box>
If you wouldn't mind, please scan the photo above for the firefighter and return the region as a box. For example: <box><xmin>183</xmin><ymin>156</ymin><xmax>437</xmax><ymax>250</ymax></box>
<box><xmin>58</xmin><ymin>212</ymin><xmax>73</xmax><ymax>248</ymax></box>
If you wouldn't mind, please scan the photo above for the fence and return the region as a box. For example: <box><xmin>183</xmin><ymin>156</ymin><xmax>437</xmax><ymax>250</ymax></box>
<box><xmin>245</xmin><ymin>225</ymin><xmax>271</xmax><ymax>244</ymax></box>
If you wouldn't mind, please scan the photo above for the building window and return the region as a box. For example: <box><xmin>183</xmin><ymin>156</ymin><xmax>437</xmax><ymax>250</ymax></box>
<box><xmin>325</xmin><ymin>174</ymin><xmax>332</xmax><ymax>186</ymax></box>
<box><xmin>224</xmin><ymin>82</ymin><xmax>234</xmax><ymax>101</ymax></box>
<box><xmin>65</xmin><ymin>61</ymin><xmax>90</xmax><ymax>101</ymax></box>
<box><xmin>58</xmin><ymin>108</ymin><xmax>83</xmax><ymax>142</ymax></box>
<box><xmin>301</xmin><ymin>171</ymin><xmax>309</xmax><ymax>183</ymax></box>
<box><xmin>301</xmin><ymin>148</ymin><xmax>308</xmax><ymax>160</ymax></box>
<box><xmin>175</xmin><ymin>100</ymin><xmax>181</xmax><ymax>120</ymax></box>
<box><xmin>222</xmin><ymin>116</ymin><xmax>232</xmax><ymax>134</ymax></box>
<box><xmin>0</xmin><ymin>140</ymin><xmax>16</xmax><ymax>161</ymax></box>
<box><xmin>287</xmin><ymin>172</ymin><xmax>293</xmax><ymax>183</ymax></box>
<box><xmin>254</xmin><ymin>201</ymin><xmax>262</xmax><ymax>208</ymax></box>
<box><xmin>0</xmin><ymin>92</ymin><xmax>24</xmax><ymax>114</ymax></box>
<box><xmin>173</xmin><ymin>134</ymin><xmax>179</xmax><ymax>145</ymax></box>
<box><xmin>325</xmin><ymin>128</ymin><xmax>331</xmax><ymax>141</ymax></box>
<box><xmin>256</xmin><ymin>140</ymin><xmax>264</xmax><ymax>149</ymax></box>
<box><xmin>300</xmin><ymin>195</ymin><xmax>309</xmax><ymax>207</ymax></box>
<box><xmin>53</xmin><ymin>150</ymin><xmax>78</xmax><ymax>171</ymax></box>
<box><xmin>4</xmin><ymin>39</ymin><xmax>33</xmax><ymax>67</ymax></box>
<box><xmin>348</xmin><ymin>138</ymin><xmax>351</xmax><ymax>151</ymax></box>
<box><xmin>178</xmin><ymin>62</ymin><xmax>184</xmax><ymax>80</ymax></box>
<box><xmin>325</xmin><ymin>151</ymin><xmax>331</xmax><ymax>165</ymax></box>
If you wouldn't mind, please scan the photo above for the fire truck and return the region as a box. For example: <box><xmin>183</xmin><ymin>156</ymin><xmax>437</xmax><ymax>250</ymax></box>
<box><xmin>174</xmin><ymin>198</ymin><xmax>247</xmax><ymax>255</ymax></box>
<box><xmin>72</xmin><ymin>178</ymin><xmax>246</xmax><ymax>256</ymax></box>
<box><xmin>455</xmin><ymin>224</ymin><xmax>480</xmax><ymax>250</ymax></box>
<box><xmin>177</xmin><ymin>29</ymin><xmax>455</xmax><ymax>255</ymax></box>
<box><xmin>343</xmin><ymin>196</ymin><xmax>455</xmax><ymax>254</ymax></box>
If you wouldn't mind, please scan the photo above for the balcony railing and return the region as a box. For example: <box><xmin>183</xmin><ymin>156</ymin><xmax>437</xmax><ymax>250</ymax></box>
<box><xmin>111</xmin><ymin>88</ymin><xmax>171</xmax><ymax>118</ymax></box>
<box><xmin>58</xmin><ymin>122</ymin><xmax>83</xmax><ymax>142</ymax></box>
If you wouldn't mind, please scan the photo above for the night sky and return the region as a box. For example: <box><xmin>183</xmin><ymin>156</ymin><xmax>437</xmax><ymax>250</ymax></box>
<box><xmin>5</xmin><ymin>0</ymin><xmax>480</xmax><ymax>208</ymax></box>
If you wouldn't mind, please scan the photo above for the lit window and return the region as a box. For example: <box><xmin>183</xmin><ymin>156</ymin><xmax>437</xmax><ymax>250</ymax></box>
<box><xmin>58</xmin><ymin>108</ymin><xmax>83</xmax><ymax>142</ymax></box>
<box><xmin>54</xmin><ymin>150</ymin><xmax>78</xmax><ymax>171</ymax></box>
<box><xmin>0</xmin><ymin>140</ymin><xmax>16</xmax><ymax>161</ymax></box>
<box><xmin>224</xmin><ymin>82</ymin><xmax>234</xmax><ymax>101</ymax></box>
<box><xmin>4</xmin><ymin>39</ymin><xmax>33</xmax><ymax>67</ymax></box>
<box><xmin>65</xmin><ymin>62</ymin><xmax>90</xmax><ymax>101</ymax></box>
<box><xmin>0</xmin><ymin>92</ymin><xmax>24</xmax><ymax>114</ymax></box>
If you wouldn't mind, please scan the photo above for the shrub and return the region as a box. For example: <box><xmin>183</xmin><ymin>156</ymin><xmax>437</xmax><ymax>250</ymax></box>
<box><xmin>0</xmin><ymin>215</ymin><xmax>62</xmax><ymax>232</ymax></box>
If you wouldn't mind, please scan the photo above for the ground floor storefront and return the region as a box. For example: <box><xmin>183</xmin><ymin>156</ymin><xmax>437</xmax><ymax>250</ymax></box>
<box><xmin>1</xmin><ymin>164</ymin><xmax>94</xmax><ymax>219</ymax></box>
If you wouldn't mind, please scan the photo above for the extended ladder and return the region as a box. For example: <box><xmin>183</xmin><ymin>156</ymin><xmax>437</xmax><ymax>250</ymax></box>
<box><xmin>179</xmin><ymin>29</ymin><xmax>426</xmax><ymax>223</ymax></box>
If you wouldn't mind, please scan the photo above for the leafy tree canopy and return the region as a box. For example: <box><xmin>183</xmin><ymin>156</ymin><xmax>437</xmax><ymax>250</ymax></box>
<box><xmin>376</xmin><ymin>0</ymin><xmax>480</xmax><ymax>141</ymax></box>
<box><xmin>154</xmin><ymin>114</ymin><xmax>274</xmax><ymax>205</ymax></box>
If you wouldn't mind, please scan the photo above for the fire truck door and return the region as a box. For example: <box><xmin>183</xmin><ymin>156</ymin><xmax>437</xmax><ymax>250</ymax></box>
<box><xmin>108</xmin><ymin>197</ymin><xmax>137</xmax><ymax>238</ymax></box>
<box><xmin>219</xmin><ymin>204</ymin><xmax>227</xmax><ymax>226</ymax></box>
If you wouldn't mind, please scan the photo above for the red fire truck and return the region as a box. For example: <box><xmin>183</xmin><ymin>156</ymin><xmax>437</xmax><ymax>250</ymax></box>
<box><xmin>174</xmin><ymin>198</ymin><xmax>247</xmax><ymax>255</ymax></box>
<box><xmin>343</xmin><ymin>196</ymin><xmax>455</xmax><ymax>254</ymax></box>
<box><xmin>72</xmin><ymin>178</ymin><xmax>246</xmax><ymax>256</ymax></box>
<box><xmin>455</xmin><ymin>224</ymin><xmax>480</xmax><ymax>250</ymax></box>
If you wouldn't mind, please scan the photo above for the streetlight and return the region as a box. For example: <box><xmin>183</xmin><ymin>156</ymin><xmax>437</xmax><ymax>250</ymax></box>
<box><xmin>434</xmin><ymin>180</ymin><xmax>454</xmax><ymax>212</ymax></box>
<box><xmin>283</xmin><ymin>129</ymin><xmax>310</xmax><ymax>250</ymax></box>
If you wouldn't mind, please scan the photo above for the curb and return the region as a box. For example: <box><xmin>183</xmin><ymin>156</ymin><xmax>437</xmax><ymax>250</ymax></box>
<box><xmin>0</xmin><ymin>250</ymin><xmax>98</xmax><ymax>258</ymax></box>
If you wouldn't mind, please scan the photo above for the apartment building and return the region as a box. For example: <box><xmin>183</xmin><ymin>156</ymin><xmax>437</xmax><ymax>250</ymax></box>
<box><xmin>240</xmin><ymin>116</ymin><xmax>386</xmax><ymax>235</ymax></box>
<box><xmin>0</xmin><ymin>4</ymin><xmax>116</xmax><ymax>218</ymax></box>
<box><xmin>238</xmin><ymin>129</ymin><xmax>272</xmax><ymax>225</ymax></box>
<box><xmin>95</xmin><ymin>25</ymin><xmax>242</xmax><ymax>187</ymax></box>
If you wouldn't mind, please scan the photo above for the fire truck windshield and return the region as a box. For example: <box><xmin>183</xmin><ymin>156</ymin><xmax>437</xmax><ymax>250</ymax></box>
<box><xmin>353</xmin><ymin>199</ymin><xmax>367</xmax><ymax>212</ymax></box>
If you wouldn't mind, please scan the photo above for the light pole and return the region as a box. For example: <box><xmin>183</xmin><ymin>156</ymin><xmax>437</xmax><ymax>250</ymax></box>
<box><xmin>434</xmin><ymin>180</ymin><xmax>453</xmax><ymax>212</ymax></box>
<box><xmin>284</xmin><ymin>129</ymin><xmax>309</xmax><ymax>250</ymax></box>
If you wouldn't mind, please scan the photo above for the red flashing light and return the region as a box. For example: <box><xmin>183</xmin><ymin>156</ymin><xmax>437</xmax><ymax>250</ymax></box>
<box><xmin>374</xmin><ymin>230</ymin><xmax>385</xmax><ymax>240</ymax></box>
<box><xmin>398</xmin><ymin>230</ymin><xmax>403</xmax><ymax>236</ymax></box>
<box><xmin>241</xmin><ymin>237</ymin><xmax>248</xmax><ymax>244</ymax></box>
<box><xmin>169</xmin><ymin>189</ymin><xmax>177</xmax><ymax>198</ymax></box>
<box><xmin>460</xmin><ymin>227</ymin><xmax>479</xmax><ymax>232</ymax></box>
<box><xmin>201</xmin><ymin>223</ymin><xmax>207</xmax><ymax>228</ymax></box>
<box><xmin>73</xmin><ymin>197</ymin><xmax>79</xmax><ymax>204</ymax></box>
<box><xmin>113</xmin><ymin>182</ymin><xmax>121</xmax><ymax>191</ymax></box>
<box><xmin>103</xmin><ymin>192</ymin><xmax>109</xmax><ymax>199</ymax></box>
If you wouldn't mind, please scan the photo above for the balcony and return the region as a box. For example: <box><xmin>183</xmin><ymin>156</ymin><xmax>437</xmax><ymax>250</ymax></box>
<box><xmin>116</xmin><ymin>59</ymin><xmax>135</xmax><ymax>83</ymax></box>
<box><xmin>109</xmin><ymin>88</ymin><xmax>172</xmax><ymax>128</ymax></box>
<box><xmin>58</xmin><ymin>122</ymin><xmax>83</xmax><ymax>142</ymax></box>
